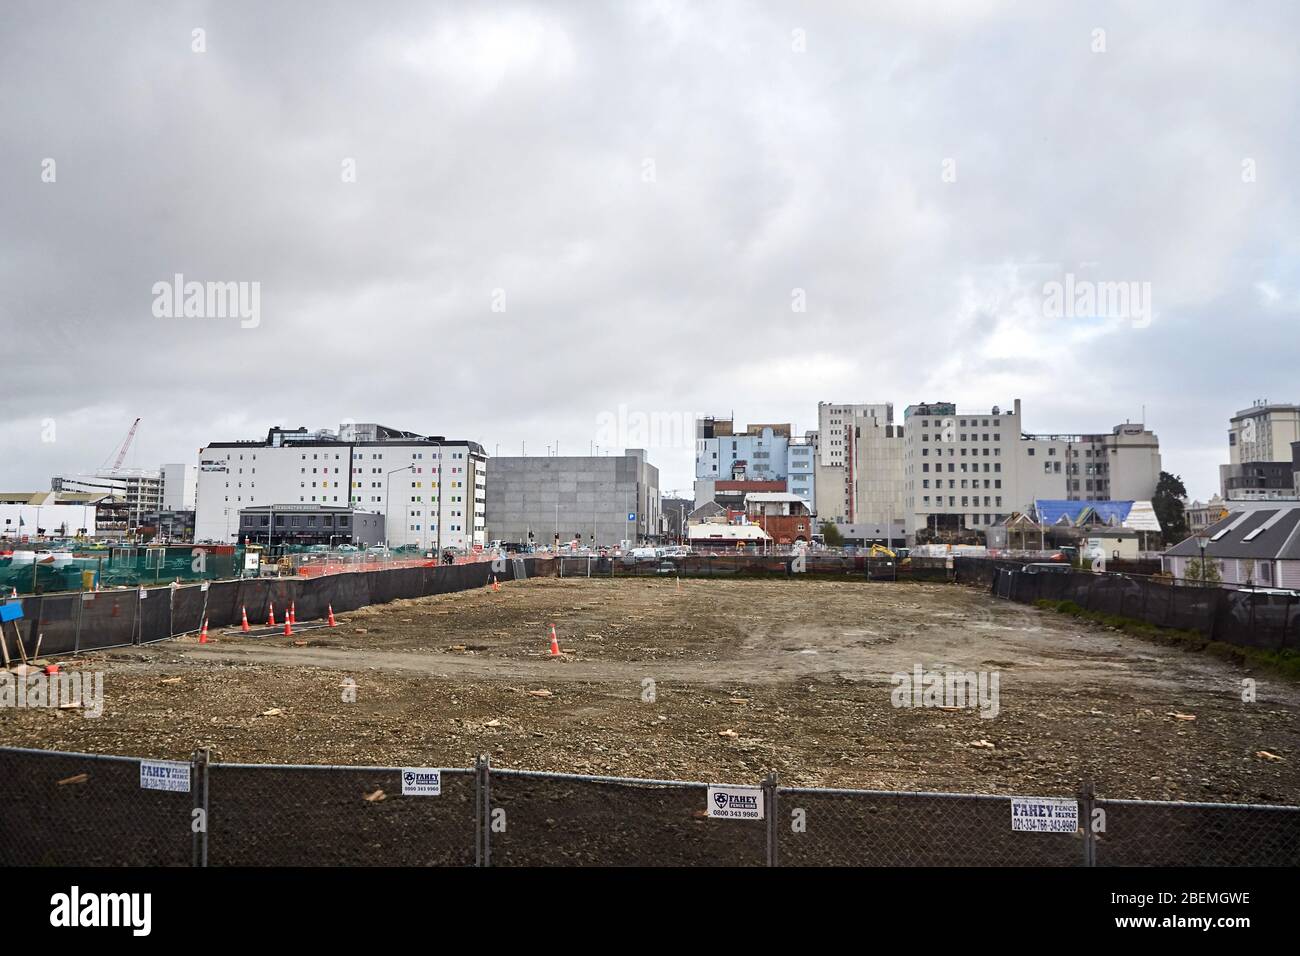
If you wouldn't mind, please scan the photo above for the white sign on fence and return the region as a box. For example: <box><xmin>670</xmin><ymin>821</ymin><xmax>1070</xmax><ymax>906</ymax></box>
<box><xmin>706</xmin><ymin>784</ymin><xmax>765</xmax><ymax>820</ymax></box>
<box><xmin>1010</xmin><ymin>796</ymin><xmax>1078</xmax><ymax>833</ymax></box>
<box><xmin>401</xmin><ymin>768</ymin><xmax>442</xmax><ymax>796</ymax></box>
<box><xmin>139</xmin><ymin>760</ymin><xmax>191</xmax><ymax>793</ymax></box>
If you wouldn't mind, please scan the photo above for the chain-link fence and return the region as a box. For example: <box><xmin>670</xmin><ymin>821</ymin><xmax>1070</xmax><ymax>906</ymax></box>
<box><xmin>3</xmin><ymin>747</ymin><xmax>1297</xmax><ymax>866</ymax></box>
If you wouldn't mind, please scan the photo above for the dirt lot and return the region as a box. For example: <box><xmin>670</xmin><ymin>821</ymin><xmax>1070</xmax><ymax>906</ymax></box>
<box><xmin>3</xmin><ymin>576</ymin><xmax>1297</xmax><ymax>803</ymax></box>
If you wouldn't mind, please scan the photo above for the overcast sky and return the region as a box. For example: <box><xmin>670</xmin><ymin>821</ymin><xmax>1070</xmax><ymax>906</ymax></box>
<box><xmin>2</xmin><ymin>0</ymin><xmax>1296</xmax><ymax>500</ymax></box>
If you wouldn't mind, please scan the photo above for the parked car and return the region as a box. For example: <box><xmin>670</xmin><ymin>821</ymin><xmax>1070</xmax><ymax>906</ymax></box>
<box><xmin>1023</xmin><ymin>562</ymin><xmax>1072</xmax><ymax>575</ymax></box>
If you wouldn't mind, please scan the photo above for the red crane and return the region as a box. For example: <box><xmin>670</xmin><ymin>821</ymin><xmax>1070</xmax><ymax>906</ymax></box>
<box><xmin>104</xmin><ymin>418</ymin><xmax>141</xmax><ymax>472</ymax></box>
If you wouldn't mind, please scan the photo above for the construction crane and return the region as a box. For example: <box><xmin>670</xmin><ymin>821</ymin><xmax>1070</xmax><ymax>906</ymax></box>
<box><xmin>102</xmin><ymin>418</ymin><xmax>141</xmax><ymax>472</ymax></box>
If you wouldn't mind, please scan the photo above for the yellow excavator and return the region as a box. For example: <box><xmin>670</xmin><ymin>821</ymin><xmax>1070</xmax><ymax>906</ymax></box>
<box><xmin>864</xmin><ymin>543</ymin><xmax>911</xmax><ymax>567</ymax></box>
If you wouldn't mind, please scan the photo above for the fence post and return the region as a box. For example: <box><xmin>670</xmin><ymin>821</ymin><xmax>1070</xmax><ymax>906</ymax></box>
<box><xmin>131</xmin><ymin>589</ymin><xmax>142</xmax><ymax>646</ymax></box>
<box><xmin>763</xmin><ymin>772</ymin><xmax>779</xmax><ymax>867</ymax></box>
<box><xmin>475</xmin><ymin>753</ymin><xmax>491</xmax><ymax>868</ymax></box>
<box><xmin>1078</xmin><ymin>779</ymin><xmax>1096</xmax><ymax>867</ymax></box>
<box><xmin>192</xmin><ymin>747</ymin><xmax>210</xmax><ymax>868</ymax></box>
<box><xmin>74</xmin><ymin>590</ymin><xmax>84</xmax><ymax>654</ymax></box>
<box><xmin>1283</xmin><ymin>594</ymin><xmax>1295</xmax><ymax>652</ymax></box>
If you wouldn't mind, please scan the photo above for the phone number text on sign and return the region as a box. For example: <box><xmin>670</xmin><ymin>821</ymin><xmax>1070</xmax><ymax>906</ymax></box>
<box><xmin>706</xmin><ymin>785</ymin><xmax>765</xmax><ymax>820</ymax></box>
<box><xmin>1010</xmin><ymin>796</ymin><xmax>1078</xmax><ymax>833</ymax></box>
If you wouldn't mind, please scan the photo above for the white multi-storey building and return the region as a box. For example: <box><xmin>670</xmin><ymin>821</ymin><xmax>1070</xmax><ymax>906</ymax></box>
<box><xmin>161</xmin><ymin>463</ymin><xmax>198</xmax><ymax>511</ymax></box>
<box><xmin>1026</xmin><ymin>423</ymin><xmax>1161</xmax><ymax>502</ymax></box>
<box><xmin>1221</xmin><ymin>401</ymin><xmax>1300</xmax><ymax>500</ymax></box>
<box><xmin>194</xmin><ymin>423</ymin><xmax>487</xmax><ymax>550</ymax></box>
<box><xmin>1228</xmin><ymin>401</ymin><xmax>1300</xmax><ymax>465</ymax></box>
<box><xmin>814</xmin><ymin>402</ymin><xmax>905</xmax><ymax>524</ymax></box>
<box><xmin>52</xmin><ymin>469</ymin><xmax>163</xmax><ymax>531</ymax></box>
<box><xmin>903</xmin><ymin>399</ymin><xmax>1067</xmax><ymax>539</ymax></box>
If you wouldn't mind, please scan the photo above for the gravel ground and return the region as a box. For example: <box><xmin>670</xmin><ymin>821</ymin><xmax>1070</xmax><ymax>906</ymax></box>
<box><xmin>2</xmin><ymin>576</ymin><xmax>1297</xmax><ymax>803</ymax></box>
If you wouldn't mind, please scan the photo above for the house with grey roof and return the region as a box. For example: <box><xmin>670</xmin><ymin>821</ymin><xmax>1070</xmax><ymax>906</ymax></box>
<box><xmin>1162</xmin><ymin>503</ymin><xmax>1300</xmax><ymax>588</ymax></box>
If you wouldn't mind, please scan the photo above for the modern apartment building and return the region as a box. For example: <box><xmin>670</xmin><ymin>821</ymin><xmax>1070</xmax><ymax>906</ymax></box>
<box><xmin>52</xmin><ymin>470</ymin><xmax>164</xmax><ymax>533</ymax></box>
<box><xmin>786</xmin><ymin>434</ymin><xmax>817</xmax><ymax>507</ymax></box>
<box><xmin>695</xmin><ymin>417</ymin><xmax>818</xmax><ymax>509</ymax></box>
<box><xmin>902</xmin><ymin>399</ymin><xmax>1067</xmax><ymax>539</ymax></box>
<box><xmin>1228</xmin><ymin>401</ymin><xmax>1300</xmax><ymax>465</ymax></box>
<box><xmin>695</xmin><ymin>418</ymin><xmax>792</xmax><ymax>482</ymax></box>
<box><xmin>161</xmin><ymin>463</ymin><xmax>198</xmax><ymax>511</ymax></box>
<box><xmin>1221</xmin><ymin>401</ymin><xmax>1300</xmax><ymax>500</ymax></box>
<box><xmin>485</xmin><ymin>449</ymin><xmax>659</xmax><ymax>547</ymax></box>
<box><xmin>194</xmin><ymin>423</ymin><xmax>487</xmax><ymax>549</ymax></box>
<box><xmin>1027</xmin><ymin>423</ymin><xmax>1162</xmax><ymax>502</ymax></box>
<box><xmin>813</xmin><ymin>402</ymin><xmax>905</xmax><ymax>525</ymax></box>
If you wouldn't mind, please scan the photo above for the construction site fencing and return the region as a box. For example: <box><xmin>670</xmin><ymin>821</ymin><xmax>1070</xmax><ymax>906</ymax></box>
<box><xmin>2</xmin><ymin>558</ymin><xmax>548</xmax><ymax>660</ymax></box>
<box><xmin>0</xmin><ymin>545</ymin><xmax>240</xmax><ymax>596</ymax></box>
<box><xmin>2</xmin><ymin>747</ymin><xmax>1297</xmax><ymax>867</ymax></box>
<box><xmin>555</xmin><ymin>554</ymin><xmax>950</xmax><ymax>582</ymax></box>
<box><xmin>956</xmin><ymin>558</ymin><xmax>1300</xmax><ymax>651</ymax></box>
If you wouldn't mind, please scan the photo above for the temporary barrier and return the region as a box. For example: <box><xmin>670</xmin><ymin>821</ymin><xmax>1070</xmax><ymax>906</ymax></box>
<box><xmin>15</xmin><ymin>557</ymin><xmax>548</xmax><ymax>660</ymax></box>
<box><xmin>2</xmin><ymin>747</ymin><xmax>1296</xmax><ymax>867</ymax></box>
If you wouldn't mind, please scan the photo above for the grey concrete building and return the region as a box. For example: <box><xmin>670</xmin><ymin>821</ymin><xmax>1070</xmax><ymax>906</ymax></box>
<box><xmin>486</xmin><ymin>449</ymin><xmax>660</xmax><ymax>547</ymax></box>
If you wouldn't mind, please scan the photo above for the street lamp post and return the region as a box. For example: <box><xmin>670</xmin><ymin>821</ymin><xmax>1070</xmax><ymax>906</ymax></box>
<box><xmin>1195</xmin><ymin>532</ymin><xmax>1210</xmax><ymax>587</ymax></box>
<box><xmin>429</xmin><ymin>440</ymin><xmax>442</xmax><ymax>558</ymax></box>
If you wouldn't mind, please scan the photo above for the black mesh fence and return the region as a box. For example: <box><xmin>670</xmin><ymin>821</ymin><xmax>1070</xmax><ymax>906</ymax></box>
<box><xmin>2</xmin><ymin>747</ymin><xmax>1297</xmax><ymax>866</ymax></box>
<box><xmin>206</xmin><ymin>764</ymin><xmax>477</xmax><ymax>866</ymax></box>
<box><xmin>775</xmin><ymin>788</ymin><xmax>1086</xmax><ymax>866</ymax></box>
<box><xmin>0</xmin><ymin>747</ymin><xmax>196</xmax><ymax>866</ymax></box>
<box><xmin>20</xmin><ymin>557</ymin><xmax>550</xmax><ymax>661</ymax></box>
<box><xmin>11</xmin><ymin>593</ymin><xmax>78</xmax><ymax>656</ymax></box>
<box><xmin>71</xmin><ymin>588</ymin><xmax>140</xmax><ymax>651</ymax></box>
<box><xmin>578</xmin><ymin>553</ymin><xmax>920</xmax><ymax>580</ymax></box>
<box><xmin>484</xmin><ymin>770</ymin><xmax>767</xmax><ymax>866</ymax></box>
<box><xmin>977</xmin><ymin>562</ymin><xmax>1300</xmax><ymax>652</ymax></box>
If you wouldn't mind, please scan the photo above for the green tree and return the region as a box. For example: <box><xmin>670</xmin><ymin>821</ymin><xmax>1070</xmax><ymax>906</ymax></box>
<box><xmin>819</xmin><ymin>520</ymin><xmax>844</xmax><ymax>546</ymax></box>
<box><xmin>1185</xmin><ymin>556</ymin><xmax>1221</xmax><ymax>586</ymax></box>
<box><xmin>1152</xmin><ymin>471</ymin><xmax>1188</xmax><ymax>542</ymax></box>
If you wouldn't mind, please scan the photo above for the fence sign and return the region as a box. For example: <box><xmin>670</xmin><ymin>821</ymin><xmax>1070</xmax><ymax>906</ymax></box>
<box><xmin>707</xmin><ymin>784</ymin><xmax>764</xmax><ymax>820</ymax></box>
<box><xmin>1010</xmin><ymin>796</ymin><xmax>1078</xmax><ymax>833</ymax></box>
<box><xmin>0</xmin><ymin>601</ymin><xmax>22</xmax><ymax>623</ymax></box>
<box><xmin>139</xmin><ymin>760</ymin><xmax>191</xmax><ymax>793</ymax></box>
<box><xmin>401</xmin><ymin>768</ymin><xmax>442</xmax><ymax>796</ymax></box>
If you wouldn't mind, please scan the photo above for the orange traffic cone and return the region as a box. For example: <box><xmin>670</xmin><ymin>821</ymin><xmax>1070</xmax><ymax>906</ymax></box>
<box><xmin>327</xmin><ymin>604</ymin><xmax>337</xmax><ymax>627</ymax></box>
<box><xmin>240</xmin><ymin>606</ymin><xmax>251</xmax><ymax>632</ymax></box>
<box><xmin>267</xmin><ymin>602</ymin><xmax>276</xmax><ymax>627</ymax></box>
<box><xmin>199</xmin><ymin>617</ymin><xmax>210</xmax><ymax>644</ymax></box>
<box><xmin>492</xmin><ymin>575</ymin><xmax>500</xmax><ymax>592</ymax></box>
<box><xmin>549</xmin><ymin>625</ymin><xmax>560</xmax><ymax>657</ymax></box>
<box><xmin>284</xmin><ymin>614</ymin><xmax>293</xmax><ymax>637</ymax></box>
<box><xmin>289</xmin><ymin>601</ymin><xmax>296</xmax><ymax>625</ymax></box>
